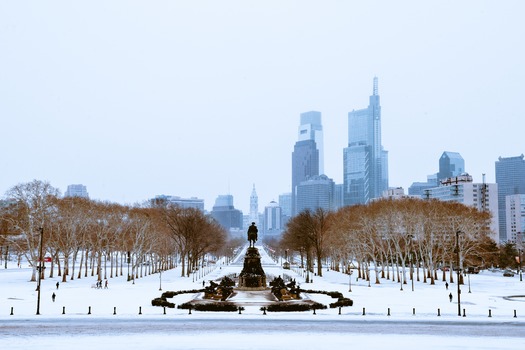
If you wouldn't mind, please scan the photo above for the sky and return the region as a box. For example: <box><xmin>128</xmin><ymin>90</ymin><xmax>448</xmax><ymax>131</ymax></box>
<box><xmin>2</xmin><ymin>244</ymin><xmax>525</xmax><ymax>349</ymax></box>
<box><xmin>1</xmin><ymin>1</ymin><xmax>524</xmax><ymax>213</ymax></box>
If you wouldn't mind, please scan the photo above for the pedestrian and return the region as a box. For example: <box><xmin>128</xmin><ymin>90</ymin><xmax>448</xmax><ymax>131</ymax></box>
<box><xmin>52</xmin><ymin>292</ymin><xmax>56</xmax><ymax>302</ymax></box>
<box><xmin>202</xmin><ymin>280</ymin><xmax>205</xmax><ymax>287</ymax></box>
<box><xmin>449</xmin><ymin>292</ymin><xmax>453</xmax><ymax>302</ymax></box>
<box><xmin>445</xmin><ymin>282</ymin><xmax>449</xmax><ymax>290</ymax></box>
<box><xmin>56</xmin><ymin>281</ymin><xmax>60</xmax><ymax>289</ymax></box>
<box><xmin>104</xmin><ymin>280</ymin><xmax>108</xmax><ymax>289</ymax></box>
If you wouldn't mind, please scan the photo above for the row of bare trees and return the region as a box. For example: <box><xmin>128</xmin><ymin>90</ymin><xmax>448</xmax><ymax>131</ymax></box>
<box><xmin>0</xmin><ymin>180</ymin><xmax>230</xmax><ymax>283</ymax></box>
<box><xmin>278</xmin><ymin>198</ymin><xmax>497</xmax><ymax>285</ymax></box>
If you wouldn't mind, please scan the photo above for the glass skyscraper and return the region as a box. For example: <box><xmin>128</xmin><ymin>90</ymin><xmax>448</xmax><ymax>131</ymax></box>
<box><xmin>343</xmin><ymin>77</ymin><xmax>388</xmax><ymax>205</ymax></box>
<box><xmin>438</xmin><ymin>151</ymin><xmax>465</xmax><ymax>182</ymax></box>
<box><xmin>298</xmin><ymin>111</ymin><xmax>324</xmax><ymax>174</ymax></box>
<box><xmin>495</xmin><ymin>154</ymin><xmax>525</xmax><ymax>242</ymax></box>
<box><xmin>291</xmin><ymin>139</ymin><xmax>319</xmax><ymax>216</ymax></box>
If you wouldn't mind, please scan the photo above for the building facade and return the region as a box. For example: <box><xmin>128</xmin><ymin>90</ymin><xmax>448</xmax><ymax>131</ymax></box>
<box><xmin>505</xmin><ymin>194</ymin><xmax>525</xmax><ymax>244</ymax></box>
<box><xmin>298</xmin><ymin>111</ymin><xmax>324</xmax><ymax>174</ymax></box>
<box><xmin>343</xmin><ymin>77</ymin><xmax>388</xmax><ymax>206</ymax></box>
<box><xmin>262</xmin><ymin>201</ymin><xmax>283</xmax><ymax>236</ymax></box>
<box><xmin>423</xmin><ymin>174</ymin><xmax>499</xmax><ymax>243</ymax></box>
<box><xmin>210</xmin><ymin>195</ymin><xmax>243</xmax><ymax>232</ymax></box>
<box><xmin>291</xmin><ymin>139</ymin><xmax>319</xmax><ymax>216</ymax></box>
<box><xmin>438</xmin><ymin>151</ymin><xmax>465</xmax><ymax>183</ymax></box>
<box><xmin>64</xmin><ymin>184</ymin><xmax>89</xmax><ymax>198</ymax></box>
<box><xmin>153</xmin><ymin>195</ymin><xmax>205</xmax><ymax>211</ymax></box>
<box><xmin>296</xmin><ymin>175</ymin><xmax>335</xmax><ymax>213</ymax></box>
<box><xmin>496</xmin><ymin>155</ymin><xmax>525</xmax><ymax>242</ymax></box>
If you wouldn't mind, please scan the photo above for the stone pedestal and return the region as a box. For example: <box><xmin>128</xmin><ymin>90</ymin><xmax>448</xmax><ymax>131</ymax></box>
<box><xmin>238</xmin><ymin>247</ymin><xmax>266</xmax><ymax>290</ymax></box>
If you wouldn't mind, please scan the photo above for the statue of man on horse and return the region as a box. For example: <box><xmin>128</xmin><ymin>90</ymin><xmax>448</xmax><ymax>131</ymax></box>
<box><xmin>247</xmin><ymin>222</ymin><xmax>258</xmax><ymax>248</ymax></box>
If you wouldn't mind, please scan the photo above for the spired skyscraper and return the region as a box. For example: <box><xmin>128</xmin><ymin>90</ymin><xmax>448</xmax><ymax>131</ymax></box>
<box><xmin>343</xmin><ymin>77</ymin><xmax>388</xmax><ymax>206</ymax></box>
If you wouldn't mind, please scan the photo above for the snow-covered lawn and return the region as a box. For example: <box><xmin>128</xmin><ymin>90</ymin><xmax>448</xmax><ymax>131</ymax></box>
<box><xmin>1</xmin><ymin>245</ymin><xmax>525</xmax><ymax>349</ymax></box>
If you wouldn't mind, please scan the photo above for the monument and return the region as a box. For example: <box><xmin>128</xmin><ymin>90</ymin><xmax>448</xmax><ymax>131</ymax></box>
<box><xmin>238</xmin><ymin>223</ymin><xmax>266</xmax><ymax>289</ymax></box>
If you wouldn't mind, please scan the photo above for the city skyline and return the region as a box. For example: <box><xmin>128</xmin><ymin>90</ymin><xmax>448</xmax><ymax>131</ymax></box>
<box><xmin>1</xmin><ymin>1</ymin><xmax>523</xmax><ymax>214</ymax></box>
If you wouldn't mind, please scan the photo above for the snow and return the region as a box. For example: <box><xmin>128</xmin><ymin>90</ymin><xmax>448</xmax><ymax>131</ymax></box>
<box><xmin>1</xmin><ymin>245</ymin><xmax>525</xmax><ymax>349</ymax></box>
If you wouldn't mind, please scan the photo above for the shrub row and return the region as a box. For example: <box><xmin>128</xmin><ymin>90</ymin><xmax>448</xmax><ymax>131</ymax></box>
<box><xmin>262</xmin><ymin>302</ymin><xmax>326</xmax><ymax>312</ymax></box>
<box><xmin>178</xmin><ymin>302</ymin><xmax>243</xmax><ymax>312</ymax></box>
<box><xmin>299</xmin><ymin>289</ymin><xmax>353</xmax><ymax>308</ymax></box>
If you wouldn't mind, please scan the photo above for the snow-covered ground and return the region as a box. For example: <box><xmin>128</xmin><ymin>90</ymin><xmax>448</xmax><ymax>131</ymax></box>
<box><xmin>1</xmin><ymin>244</ymin><xmax>525</xmax><ymax>349</ymax></box>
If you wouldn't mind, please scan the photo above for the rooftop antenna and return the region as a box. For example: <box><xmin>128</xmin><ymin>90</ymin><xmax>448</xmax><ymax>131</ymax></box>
<box><xmin>373</xmin><ymin>76</ymin><xmax>378</xmax><ymax>96</ymax></box>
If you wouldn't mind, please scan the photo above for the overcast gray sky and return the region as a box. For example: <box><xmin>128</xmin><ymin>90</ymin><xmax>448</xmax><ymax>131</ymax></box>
<box><xmin>1</xmin><ymin>1</ymin><xmax>523</xmax><ymax>213</ymax></box>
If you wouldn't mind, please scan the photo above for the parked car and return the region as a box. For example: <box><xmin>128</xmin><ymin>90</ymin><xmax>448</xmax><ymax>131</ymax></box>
<box><xmin>503</xmin><ymin>269</ymin><xmax>515</xmax><ymax>277</ymax></box>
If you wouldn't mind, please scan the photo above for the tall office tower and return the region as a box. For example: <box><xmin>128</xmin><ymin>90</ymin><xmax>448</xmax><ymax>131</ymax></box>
<box><xmin>296</xmin><ymin>175</ymin><xmax>335</xmax><ymax>213</ymax></box>
<box><xmin>496</xmin><ymin>155</ymin><xmax>525</xmax><ymax>242</ymax></box>
<box><xmin>210</xmin><ymin>195</ymin><xmax>243</xmax><ymax>232</ymax></box>
<box><xmin>278</xmin><ymin>193</ymin><xmax>292</xmax><ymax>217</ymax></box>
<box><xmin>438</xmin><ymin>151</ymin><xmax>465</xmax><ymax>182</ymax></box>
<box><xmin>249</xmin><ymin>184</ymin><xmax>259</xmax><ymax>225</ymax></box>
<box><xmin>263</xmin><ymin>201</ymin><xmax>283</xmax><ymax>236</ymax></box>
<box><xmin>343</xmin><ymin>77</ymin><xmax>388</xmax><ymax>206</ymax></box>
<box><xmin>64</xmin><ymin>184</ymin><xmax>89</xmax><ymax>198</ymax></box>
<box><xmin>298</xmin><ymin>111</ymin><xmax>324</xmax><ymax>174</ymax></box>
<box><xmin>291</xmin><ymin>139</ymin><xmax>319</xmax><ymax>216</ymax></box>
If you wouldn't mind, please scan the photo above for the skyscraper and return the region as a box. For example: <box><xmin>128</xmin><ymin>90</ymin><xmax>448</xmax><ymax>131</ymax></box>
<box><xmin>291</xmin><ymin>111</ymin><xmax>324</xmax><ymax>216</ymax></box>
<box><xmin>291</xmin><ymin>139</ymin><xmax>319</xmax><ymax>216</ymax></box>
<box><xmin>343</xmin><ymin>77</ymin><xmax>388</xmax><ymax>206</ymax></box>
<box><xmin>495</xmin><ymin>154</ymin><xmax>525</xmax><ymax>242</ymax></box>
<box><xmin>438</xmin><ymin>151</ymin><xmax>465</xmax><ymax>182</ymax></box>
<box><xmin>295</xmin><ymin>175</ymin><xmax>335</xmax><ymax>213</ymax></box>
<box><xmin>298</xmin><ymin>111</ymin><xmax>324</xmax><ymax>174</ymax></box>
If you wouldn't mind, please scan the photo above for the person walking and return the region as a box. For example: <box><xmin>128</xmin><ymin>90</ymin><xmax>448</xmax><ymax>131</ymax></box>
<box><xmin>445</xmin><ymin>282</ymin><xmax>449</xmax><ymax>290</ymax></box>
<box><xmin>449</xmin><ymin>292</ymin><xmax>453</xmax><ymax>302</ymax></box>
<box><xmin>52</xmin><ymin>292</ymin><xmax>56</xmax><ymax>302</ymax></box>
<box><xmin>56</xmin><ymin>281</ymin><xmax>60</xmax><ymax>289</ymax></box>
<box><xmin>104</xmin><ymin>280</ymin><xmax>108</xmax><ymax>289</ymax></box>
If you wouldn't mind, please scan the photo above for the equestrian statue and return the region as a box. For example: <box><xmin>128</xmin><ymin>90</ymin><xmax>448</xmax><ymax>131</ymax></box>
<box><xmin>247</xmin><ymin>222</ymin><xmax>258</xmax><ymax>248</ymax></box>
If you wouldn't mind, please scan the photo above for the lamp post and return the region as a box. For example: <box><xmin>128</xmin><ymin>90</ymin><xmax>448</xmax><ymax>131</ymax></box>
<box><xmin>455</xmin><ymin>230</ymin><xmax>462</xmax><ymax>317</ymax></box>
<box><xmin>349</xmin><ymin>269</ymin><xmax>353</xmax><ymax>292</ymax></box>
<box><xmin>519</xmin><ymin>249</ymin><xmax>523</xmax><ymax>282</ymax></box>
<box><xmin>467</xmin><ymin>271</ymin><xmax>471</xmax><ymax>293</ymax></box>
<box><xmin>36</xmin><ymin>227</ymin><xmax>44</xmax><ymax>315</ymax></box>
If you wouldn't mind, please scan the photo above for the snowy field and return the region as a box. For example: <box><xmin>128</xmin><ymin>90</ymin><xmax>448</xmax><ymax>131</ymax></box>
<box><xmin>1</xmin><ymin>244</ymin><xmax>525</xmax><ymax>349</ymax></box>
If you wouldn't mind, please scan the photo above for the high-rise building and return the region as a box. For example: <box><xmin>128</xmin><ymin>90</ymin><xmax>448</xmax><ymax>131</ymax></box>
<box><xmin>263</xmin><ymin>201</ymin><xmax>283</xmax><ymax>236</ymax></box>
<box><xmin>496</xmin><ymin>155</ymin><xmax>525</xmax><ymax>242</ymax></box>
<box><xmin>505</xmin><ymin>194</ymin><xmax>525</xmax><ymax>244</ymax></box>
<box><xmin>291</xmin><ymin>139</ymin><xmax>319</xmax><ymax>216</ymax></box>
<box><xmin>438</xmin><ymin>152</ymin><xmax>465</xmax><ymax>182</ymax></box>
<box><xmin>423</xmin><ymin>174</ymin><xmax>499</xmax><ymax>243</ymax></box>
<box><xmin>298</xmin><ymin>111</ymin><xmax>324</xmax><ymax>174</ymax></box>
<box><xmin>249</xmin><ymin>184</ymin><xmax>259</xmax><ymax>226</ymax></box>
<box><xmin>343</xmin><ymin>77</ymin><xmax>388</xmax><ymax>206</ymax></box>
<box><xmin>64</xmin><ymin>184</ymin><xmax>89</xmax><ymax>198</ymax></box>
<box><xmin>210</xmin><ymin>195</ymin><xmax>243</xmax><ymax>232</ymax></box>
<box><xmin>296</xmin><ymin>175</ymin><xmax>335</xmax><ymax>213</ymax></box>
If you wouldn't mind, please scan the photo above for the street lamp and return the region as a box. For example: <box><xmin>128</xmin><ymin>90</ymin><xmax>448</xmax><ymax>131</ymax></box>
<box><xmin>455</xmin><ymin>230</ymin><xmax>462</xmax><ymax>317</ymax></box>
<box><xmin>348</xmin><ymin>269</ymin><xmax>353</xmax><ymax>292</ymax></box>
<box><xmin>36</xmin><ymin>227</ymin><xmax>44</xmax><ymax>315</ymax></box>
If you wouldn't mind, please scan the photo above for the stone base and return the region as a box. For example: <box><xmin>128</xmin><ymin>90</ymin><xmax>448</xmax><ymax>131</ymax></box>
<box><xmin>238</xmin><ymin>247</ymin><xmax>266</xmax><ymax>289</ymax></box>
